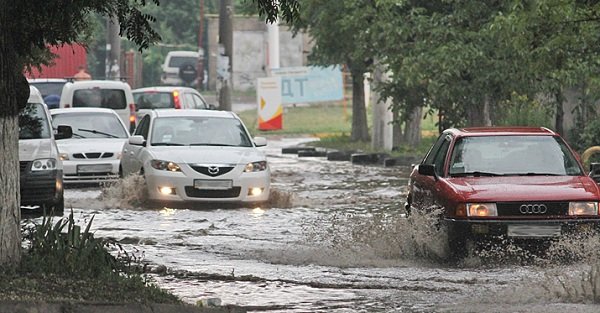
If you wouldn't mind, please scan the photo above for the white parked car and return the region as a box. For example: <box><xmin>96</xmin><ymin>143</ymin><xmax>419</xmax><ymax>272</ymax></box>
<box><xmin>51</xmin><ymin>108</ymin><xmax>129</xmax><ymax>184</ymax></box>
<box><xmin>20</xmin><ymin>86</ymin><xmax>72</xmax><ymax>214</ymax></box>
<box><xmin>120</xmin><ymin>109</ymin><xmax>270</xmax><ymax>204</ymax></box>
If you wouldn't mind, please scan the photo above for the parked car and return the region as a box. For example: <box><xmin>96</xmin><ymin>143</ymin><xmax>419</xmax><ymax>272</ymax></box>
<box><xmin>50</xmin><ymin>108</ymin><xmax>129</xmax><ymax>185</ymax></box>
<box><xmin>28</xmin><ymin>78</ymin><xmax>68</xmax><ymax>109</ymax></box>
<box><xmin>120</xmin><ymin>109</ymin><xmax>270</xmax><ymax>205</ymax></box>
<box><xmin>59</xmin><ymin>80</ymin><xmax>136</xmax><ymax>133</ymax></box>
<box><xmin>160</xmin><ymin>50</ymin><xmax>200</xmax><ymax>86</ymax></box>
<box><xmin>132</xmin><ymin>86</ymin><xmax>215</xmax><ymax>122</ymax></box>
<box><xmin>407</xmin><ymin>127</ymin><xmax>600</xmax><ymax>258</ymax></box>
<box><xmin>20</xmin><ymin>86</ymin><xmax>72</xmax><ymax>214</ymax></box>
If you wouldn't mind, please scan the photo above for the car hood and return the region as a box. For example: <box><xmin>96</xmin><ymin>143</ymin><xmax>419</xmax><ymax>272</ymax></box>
<box><xmin>19</xmin><ymin>139</ymin><xmax>56</xmax><ymax>161</ymax></box>
<box><xmin>57</xmin><ymin>138</ymin><xmax>127</xmax><ymax>153</ymax></box>
<box><xmin>447</xmin><ymin>176</ymin><xmax>600</xmax><ymax>202</ymax></box>
<box><xmin>150</xmin><ymin>146</ymin><xmax>265</xmax><ymax>165</ymax></box>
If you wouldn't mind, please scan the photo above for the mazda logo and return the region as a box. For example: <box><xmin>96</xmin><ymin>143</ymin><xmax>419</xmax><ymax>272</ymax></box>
<box><xmin>519</xmin><ymin>204</ymin><xmax>547</xmax><ymax>214</ymax></box>
<box><xmin>208</xmin><ymin>166</ymin><xmax>219</xmax><ymax>175</ymax></box>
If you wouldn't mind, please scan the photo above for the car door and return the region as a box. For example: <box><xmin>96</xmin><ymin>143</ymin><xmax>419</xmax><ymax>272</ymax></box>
<box><xmin>123</xmin><ymin>115</ymin><xmax>150</xmax><ymax>175</ymax></box>
<box><xmin>411</xmin><ymin>134</ymin><xmax>452</xmax><ymax>211</ymax></box>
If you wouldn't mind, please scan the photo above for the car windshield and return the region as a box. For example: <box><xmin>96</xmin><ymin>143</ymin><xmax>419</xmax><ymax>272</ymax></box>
<box><xmin>134</xmin><ymin>92</ymin><xmax>174</xmax><ymax>109</ymax></box>
<box><xmin>73</xmin><ymin>89</ymin><xmax>127</xmax><ymax>109</ymax></box>
<box><xmin>51</xmin><ymin>112</ymin><xmax>128</xmax><ymax>139</ymax></box>
<box><xmin>448</xmin><ymin>135</ymin><xmax>583</xmax><ymax>176</ymax></box>
<box><xmin>29</xmin><ymin>82</ymin><xmax>65</xmax><ymax>98</ymax></box>
<box><xmin>19</xmin><ymin>103</ymin><xmax>51</xmax><ymax>139</ymax></box>
<box><xmin>168</xmin><ymin>56</ymin><xmax>197</xmax><ymax>68</ymax></box>
<box><xmin>150</xmin><ymin>116</ymin><xmax>252</xmax><ymax>147</ymax></box>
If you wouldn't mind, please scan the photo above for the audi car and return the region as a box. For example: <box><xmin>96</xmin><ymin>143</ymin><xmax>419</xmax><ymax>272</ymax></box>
<box><xmin>406</xmin><ymin>127</ymin><xmax>600</xmax><ymax>258</ymax></box>
<box><xmin>120</xmin><ymin>109</ymin><xmax>270</xmax><ymax>205</ymax></box>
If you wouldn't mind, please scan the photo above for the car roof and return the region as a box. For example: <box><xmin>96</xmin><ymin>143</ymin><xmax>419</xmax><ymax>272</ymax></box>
<box><xmin>28</xmin><ymin>78</ymin><xmax>68</xmax><ymax>83</ymax></box>
<box><xmin>152</xmin><ymin>109</ymin><xmax>234</xmax><ymax>119</ymax></box>
<box><xmin>166</xmin><ymin>51</ymin><xmax>199</xmax><ymax>57</ymax></box>
<box><xmin>446</xmin><ymin>126</ymin><xmax>557</xmax><ymax>137</ymax></box>
<box><xmin>50</xmin><ymin>108</ymin><xmax>119</xmax><ymax>115</ymax></box>
<box><xmin>132</xmin><ymin>86</ymin><xmax>197</xmax><ymax>93</ymax></box>
<box><xmin>65</xmin><ymin>80</ymin><xmax>131</xmax><ymax>88</ymax></box>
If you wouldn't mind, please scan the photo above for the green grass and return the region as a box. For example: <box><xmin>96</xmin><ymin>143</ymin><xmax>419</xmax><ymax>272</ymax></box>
<box><xmin>239</xmin><ymin>102</ymin><xmax>354</xmax><ymax>136</ymax></box>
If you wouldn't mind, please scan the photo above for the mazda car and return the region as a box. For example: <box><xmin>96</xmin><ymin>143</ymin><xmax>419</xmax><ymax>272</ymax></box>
<box><xmin>120</xmin><ymin>109</ymin><xmax>270</xmax><ymax>205</ymax></box>
<box><xmin>406</xmin><ymin>127</ymin><xmax>600</xmax><ymax>258</ymax></box>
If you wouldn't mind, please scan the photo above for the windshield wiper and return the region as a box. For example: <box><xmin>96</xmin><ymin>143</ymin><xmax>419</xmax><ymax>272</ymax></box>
<box><xmin>451</xmin><ymin>171</ymin><xmax>503</xmax><ymax>177</ymax></box>
<box><xmin>512</xmin><ymin>172</ymin><xmax>563</xmax><ymax>176</ymax></box>
<box><xmin>78</xmin><ymin>128</ymin><xmax>120</xmax><ymax>138</ymax></box>
<box><xmin>152</xmin><ymin>142</ymin><xmax>185</xmax><ymax>146</ymax></box>
<box><xmin>189</xmin><ymin>143</ymin><xmax>237</xmax><ymax>147</ymax></box>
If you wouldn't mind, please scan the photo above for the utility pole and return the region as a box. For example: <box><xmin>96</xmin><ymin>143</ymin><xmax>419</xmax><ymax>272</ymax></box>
<box><xmin>106</xmin><ymin>16</ymin><xmax>121</xmax><ymax>80</ymax></box>
<box><xmin>197</xmin><ymin>0</ymin><xmax>205</xmax><ymax>90</ymax></box>
<box><xmin>267</xmin><ymin>17</ymin><xmax>280</xmax><ymax>72</ymax></box>
<box><xmin>218</xmin><ymin>0</ymin><xmax>233</xmax><ymax>111</ymax></box>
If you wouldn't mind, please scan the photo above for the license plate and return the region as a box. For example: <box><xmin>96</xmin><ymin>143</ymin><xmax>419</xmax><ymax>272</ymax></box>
<box><xmin>77</xmin><ymin>164</ymin><xmax>113</xmax><ymax>173</ymax></box>
<box><xmin>507</xmin><ymin>224</ymin><xmax>562</xmax><ymax>238</ymax></box>
<box><xmin>194</xmin><ymin>179</ymin><xmax>232</xmax><ymax>190</ymax></box>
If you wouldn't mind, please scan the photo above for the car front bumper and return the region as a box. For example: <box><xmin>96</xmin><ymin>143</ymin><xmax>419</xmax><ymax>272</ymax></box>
<box><xmin>145</xmin><ymin>167</ymin><xmax>270</xmax><ymax>204</ymax></box>
<box><xmin>62</xmin><ymin>159</ymin><xmax>120</xmax><ymax>184</ymax></box>
<box><xmin>444</xmin><ymin>218</ymin><xmax>600</xmax><ymax>241</ymax></box>
<box><xmin>20</xmin><ymin>169</ymin><xmax>63</xmax><ymax>206</ymax></box>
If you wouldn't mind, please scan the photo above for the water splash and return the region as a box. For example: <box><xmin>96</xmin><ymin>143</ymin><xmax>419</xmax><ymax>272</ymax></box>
<box><xmin>98</xmin><ymin>174</ymin><xmax>148</xmax><ymax>209</ymax></box>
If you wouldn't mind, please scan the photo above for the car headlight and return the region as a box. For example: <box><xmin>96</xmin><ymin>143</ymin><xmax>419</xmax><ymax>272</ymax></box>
<box><xmin>59</xmin><ymin>153</ymin><xmax>69</xmax><ymax>161</ymax></box>
<box><xmin>31</xmin><ymin>158</ymin><xmax>58</xmax><ymax>171</ymax></box>
<box><xmin>569</xmin><ymin>202</ymin><xmax>598</xmax><ymax>216</ymax></box>
<box><xmin>150</xmin><ymin>159</ymin><xmax>181</xmax><ymax>172</ymax></box>
<box><xmin>244</xmin><ymin>161</ymin><xmax>267</xmax><ymax>172</ymax></box>
<box><xmin>467</xmin><ymin>203</ymin><xmax>498</xmax><ymax>217</ymax></box>
<box><xmin>116</xmin><ymin>152</ymin><xmax>122</xmax><ymax>160</ymax></box>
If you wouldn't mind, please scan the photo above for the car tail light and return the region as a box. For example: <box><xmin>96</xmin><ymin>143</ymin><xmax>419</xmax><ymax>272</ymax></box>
<box><xmin>129</xmin><ymin>103</ymin><xmax>136</xmax><ymax>123</ymax></box>
<box><xmin>173</xmin><ymin>90</ymin><xmax>181</xmax><ymax>109</ymax></box>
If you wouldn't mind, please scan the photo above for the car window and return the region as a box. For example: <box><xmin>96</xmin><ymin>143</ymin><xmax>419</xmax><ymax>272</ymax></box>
<box><xmin>150</xmin><ymin>116</ymin><xmax>252</xmax><ymax>147</ymax></box>
<box><xmin>423</xmin><ymin>134</ymin><xmax>447</xmax><ymax>165</ymax></box>
<box><xmin>51</xmin><ymin>112</ymin><xmax>128</xmax><ymax>139</ymax></box>
<box><xmin>135</xmin><ymin>115</ymin><xmax>151</xmax><ymax>139</ymax></box>
<box><xmin>191</xmin><ymin>94</ymin><xmax>208</xmax><ymax>109</ymax></box>
<box><xmin>19</xmin><ymin>103</ymin><xmax>51</xmax><ymax>139</ymax></box>
<box><xmin>29</xmin><ymin>82</ymin><xmax>65</xmax><ymax>98</ymax></box>
<box><xmin>448</xmin><ymin>135</ymin><xmax>583</xmax><ymax>176</ymax></box>
<box><xmin>432</xmin><ymin>136</ymin><xmax>452</xmax><ymax>176</ymax></box>
<box><xmin>134</xmin><ymin>92</ymin><xmax>174</xmax><ymax>109</ymax></box>
<box><xmin>168</xmin><ymin>56</ymin><xmax>197</xmax><ymax>68</ymax></box>
<box><xmin>73</xmin><ymin>89</ymin><xmax>127</xmax><ymax>109</ymax></box>
<box><xmin>183</xmin><ymin>93</ymin><xmax>195</xmax><ymax>109</ymax></box>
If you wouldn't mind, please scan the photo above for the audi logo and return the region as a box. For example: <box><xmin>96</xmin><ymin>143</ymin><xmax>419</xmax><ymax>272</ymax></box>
<box><xmin>208</xmin><ymin>166</ymin><xmax>220</xmax><ymax>175</ymax></box>
<box><xmin>519</xmin><ymin>204</ymin><xmax>547</xmax><ymax>214</ymax></box>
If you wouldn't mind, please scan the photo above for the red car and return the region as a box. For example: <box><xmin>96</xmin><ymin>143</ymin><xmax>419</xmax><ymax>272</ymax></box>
<box><xmin>406</xmin><ymin>127</ymin><xmax>600</xmax><ymax>258</ymax></box>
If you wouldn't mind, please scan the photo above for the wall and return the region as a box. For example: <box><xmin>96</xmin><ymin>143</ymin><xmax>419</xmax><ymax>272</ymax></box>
<box><xmin>207</xmin><ymin>15</ymin><xmax>309</xmax><ymax>91</ymax></box>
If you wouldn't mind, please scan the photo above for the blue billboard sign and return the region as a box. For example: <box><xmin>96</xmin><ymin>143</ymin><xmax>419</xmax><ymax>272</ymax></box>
<box><xmin>271</xmin><ymin>66</ymin><xmax>344</xmax><ymax>104</ymax></box>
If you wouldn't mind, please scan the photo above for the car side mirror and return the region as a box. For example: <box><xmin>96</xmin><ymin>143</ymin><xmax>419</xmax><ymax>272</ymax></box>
<box><xmin>254</xmin><ymin>136</ymin><xmax>267</xmax><ymax>147</ymax></box>
<box><xmin>590</xmin><ymin>163</ymin><xmax>600</xmax><ymax>181</ymax></box>
<box><xmin>418</xmin><ymin>164</ymin><xmax>438</xmax><ymax>181</ymax></box>
<box><xmin>54</xmin><ymin>125</ymin><xmax>72</xmax><ymax>140</ymax></box>
<box><xmin>129</xmin><ymin>135</ymin><xmax>146</xmax><ymax>146</ymax></box>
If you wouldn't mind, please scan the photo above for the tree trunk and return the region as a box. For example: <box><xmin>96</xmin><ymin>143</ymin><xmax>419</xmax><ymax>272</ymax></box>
<box><xmin>350</xmin><ymin>70</ymin><xmax>369</xmax><ymax>142</ymax></box>
<box><xmin>0</xmin><ymin>6</ymin><xmax>25</xmax><ymax>265</ymax></box>
<box><xmin>555</xmin><ymin>92</ymin><xmax>564</xmax><ymax>135</ymax></box>
<box><xmin>218</xmin><ymin>0</ymin><xmax>233</xmax><ymax>111</ymax></box>
<box><xmin>403</xmin><ymin>106</ymin><xmax>422</xmax><ymax>147</ymax></box>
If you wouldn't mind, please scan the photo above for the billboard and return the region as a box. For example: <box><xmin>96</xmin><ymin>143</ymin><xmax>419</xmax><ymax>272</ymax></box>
<box><xmin>257</xmin><ymin>77</ymin><xmax>283</xmax><ymax>130</ymax></box>
<box><xmin>271</xmin><ymin>66</ymin><xmax>344</xmax><ymax>104</ymax></box>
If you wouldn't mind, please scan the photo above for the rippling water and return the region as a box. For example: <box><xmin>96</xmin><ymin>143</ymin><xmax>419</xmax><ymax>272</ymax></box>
<box><xmin>47</xmin><ymin>137</ymin><xmax>600</xmax><ymax>312</ymax></box>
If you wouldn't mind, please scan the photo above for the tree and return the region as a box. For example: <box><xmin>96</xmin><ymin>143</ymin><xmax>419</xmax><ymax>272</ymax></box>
<box><xmin>292</xmin><ymin>0</ymin><xmax>372</xmax><ymax>142</ymax></box>
<box><xmin>0</xmin><ymin>0</ymin><xmax>298</xmax><ymax>266</ymax></box>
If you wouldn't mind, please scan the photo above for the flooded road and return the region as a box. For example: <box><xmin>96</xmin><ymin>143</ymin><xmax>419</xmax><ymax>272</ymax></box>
<box><xmin>56</xmin><ymin>137</ymin><xmax>600</xmax><ymax>312</ymax></box>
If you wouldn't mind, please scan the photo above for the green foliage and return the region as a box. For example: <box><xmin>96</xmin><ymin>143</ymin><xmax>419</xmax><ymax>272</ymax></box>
<box><xmin>495</xmin><ymin>93</ymin><xmax>554</xmax><ymax>128</ymax></box>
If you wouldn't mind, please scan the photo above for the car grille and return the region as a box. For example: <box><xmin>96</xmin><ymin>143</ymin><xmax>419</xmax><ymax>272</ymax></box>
<box><xmin>20</xmin><ymin>161</ymin><xmax>29</xmax><ymax>173</ymax></box>
<box><xmin>190</xmin><ymin>166</ymin><xmax>234</xmax><ymax>177</ymax></box>
<box><xmin>496</xmin><ymin>202</ymin><xmax>569</xmax><ymax>216</ymax></box>
<box><xmin>184</xmin><ymin>186</ymin><xmax>241</xmax><ymax>198</ymax></box>
<box><xmin>73</xmin><ymin>152</ymin><xmax>114</xmax><ymax>159</ymax></box>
